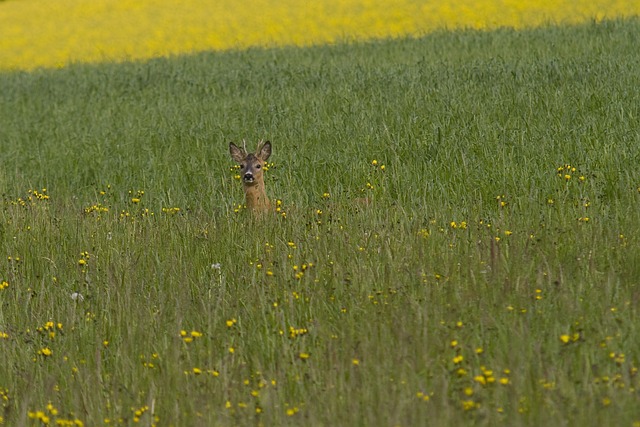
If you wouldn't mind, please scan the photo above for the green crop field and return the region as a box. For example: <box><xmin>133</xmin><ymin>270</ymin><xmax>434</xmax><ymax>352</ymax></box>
<box><xmin>1</xmin><ymin>18</ymin><xmax>640</xmax><ymax>426</ymax></box>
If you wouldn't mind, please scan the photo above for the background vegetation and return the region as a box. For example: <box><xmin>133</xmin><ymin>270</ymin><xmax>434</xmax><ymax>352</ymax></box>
<box><xmin>2</xmin><ymin>0</ymin><xmax>639</xmax><ymax>71</ymax></box>
<box><xmin>1</xmin><ymin>18</ymin><xmax>640</xmax><ymax>426</ymax></box>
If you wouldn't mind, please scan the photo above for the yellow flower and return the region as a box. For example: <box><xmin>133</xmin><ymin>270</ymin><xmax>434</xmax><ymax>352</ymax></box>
<box><xmin>298</xmin><ymin>352</ymin><xmax>310</xmax><ymax>360</ymax></box>
<box><xmin>462</xmin><ymin>400</ymin><xmax>479</xmax><ymax>411</ymax></box>
<box><xmin>46</xmin><ymin>402</ymin><xmax>58</xmax><ymax>415</ymax></box>
<box><xmin>28</xmin><ymin>411</ymin><xmax>50</xmax><ymax>424</ymax></box>
<box><xmin>416</xmin><ymin>392</ymin><xmax>430</xmax><ymax>402</ymax></box>
<box><xmin>559</xmin><ymin>334</ymin><xmax>571</xmax><ymax>344</ymax></box>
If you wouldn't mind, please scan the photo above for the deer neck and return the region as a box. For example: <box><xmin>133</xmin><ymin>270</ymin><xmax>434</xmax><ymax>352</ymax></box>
<box><xmin>244</xmin><ymin>181</ymin><xmax>270</xmax><ymax>212</ymax></box>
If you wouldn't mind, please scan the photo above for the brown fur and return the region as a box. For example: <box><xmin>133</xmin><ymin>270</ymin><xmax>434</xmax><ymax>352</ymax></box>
<box><xmin>229</xmin><ymin>140</ymin><xmax>272</xmax><ymax>213</ymax></box>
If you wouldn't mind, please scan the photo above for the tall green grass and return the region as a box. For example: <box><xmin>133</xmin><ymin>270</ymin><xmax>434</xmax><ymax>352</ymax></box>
<box><xmin>1</xmin><ymin>18</ymin><xmax>640</xmax><ymax>426</ymax></box>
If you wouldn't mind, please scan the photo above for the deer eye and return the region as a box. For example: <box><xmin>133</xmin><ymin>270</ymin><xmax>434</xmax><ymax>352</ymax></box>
<box><xmin>240</xmin><ymin>164</ymin><xmax>245</xmax><ymax>169</ymax></box>
<box><xmin>256</xmin><ymin>164</ymin><xmax>261</xmax><ymax>169</ymax></box>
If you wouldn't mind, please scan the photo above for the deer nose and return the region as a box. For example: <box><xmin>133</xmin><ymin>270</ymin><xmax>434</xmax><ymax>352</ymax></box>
<box><xmin>244</xmin><ymin>172</ymin><xmax>254</xmax><ymax>182</ymax></box>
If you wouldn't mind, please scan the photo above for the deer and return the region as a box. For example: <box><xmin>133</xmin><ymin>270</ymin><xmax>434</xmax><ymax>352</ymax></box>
<box><xmin>229</xmin><ymin>140</ymin><xmax>272</xmax><ymax>213</ymax></box>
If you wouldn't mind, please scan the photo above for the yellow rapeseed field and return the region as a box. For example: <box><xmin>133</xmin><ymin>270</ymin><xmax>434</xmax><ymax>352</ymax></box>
<box><xmin>0</xmin><ymin>0</ymin><xmax>638</xmax><ymax>70</ymax></box>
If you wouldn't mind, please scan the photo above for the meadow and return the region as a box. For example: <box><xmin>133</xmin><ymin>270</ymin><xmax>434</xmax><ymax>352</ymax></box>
<box><xmin>1</xmin><ymin>17</ymin><xmax>640</xmax><ymax>426</ymax></box>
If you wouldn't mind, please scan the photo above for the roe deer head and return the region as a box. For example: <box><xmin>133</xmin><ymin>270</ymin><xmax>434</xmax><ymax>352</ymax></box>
<box><xmin>229</xmin><ymin>140</ymin><xmax>272</xmax><ymax>213</ymax></box>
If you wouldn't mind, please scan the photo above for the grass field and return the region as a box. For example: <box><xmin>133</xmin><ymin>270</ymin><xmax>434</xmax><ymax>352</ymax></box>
<box><xmin>1</xmin><ymin>16</ymin><xmax>640</xmax><ymax>427</ymax></box>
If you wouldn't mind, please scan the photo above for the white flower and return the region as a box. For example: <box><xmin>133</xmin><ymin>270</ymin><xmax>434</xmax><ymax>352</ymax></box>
<box><xmin>71</xmin><ymin>292</ymin><xmax>84</xmax><ymax>302</ymax></box>
<box><xmin>211</xmin><ymin>263</ymin><xmax>222</xmax><ymax>270</ymax></box>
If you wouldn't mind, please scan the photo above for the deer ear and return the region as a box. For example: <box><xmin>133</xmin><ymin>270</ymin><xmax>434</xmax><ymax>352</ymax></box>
<box><xmin>258</xmin><ymin>141</ymin><xmax>272</xmax><ymax>161</ymax></box>
<box><xmin>229</xmin><ymin>142</ymin><xmax>246</xmax><ymax>163</ymax></box>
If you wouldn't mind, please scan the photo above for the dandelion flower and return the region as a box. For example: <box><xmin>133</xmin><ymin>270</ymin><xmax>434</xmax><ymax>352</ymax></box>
<box><xmin>473</xmin><ymin>375</ymin><xmax>486</xmax><ymax>385</ymax></box>
<box><xmin>39</xmin><ymin>347</ymin><xmax>53</xmax><ymax>357</ymax></box>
